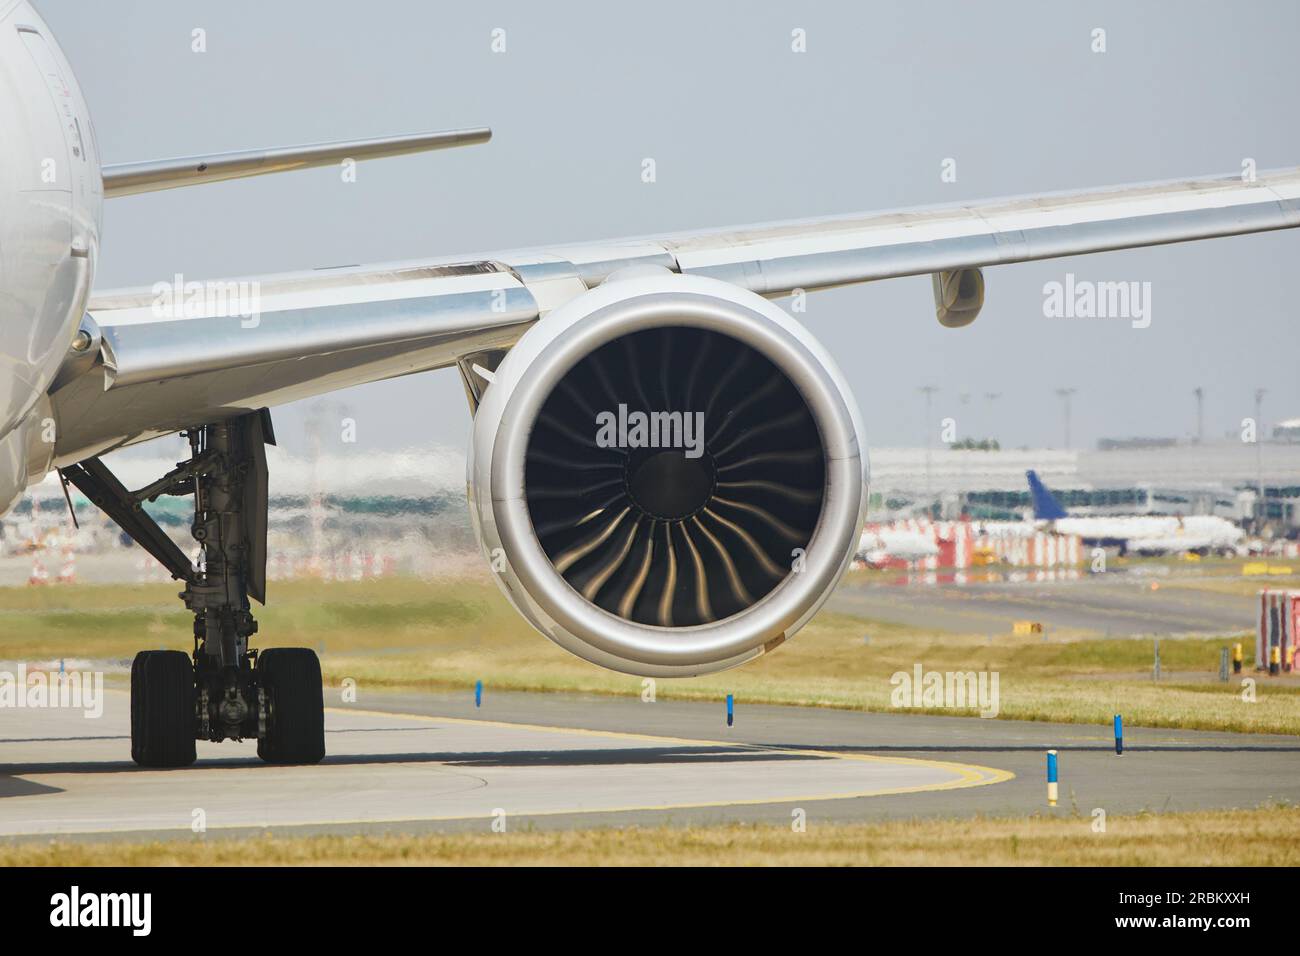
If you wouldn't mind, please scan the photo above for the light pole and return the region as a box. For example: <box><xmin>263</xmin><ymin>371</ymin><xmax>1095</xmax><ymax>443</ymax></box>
<box><xmin>1055</xmin><ymin>388</ymin><xmax>1077</xmax><ymax>450</ymax></box>
<box><xmin>918</xmin><ymin>385</ymin><xmax>939</xmax><ymax>514</ymax></box>
<box><xmin>1255</xmin><ymin>388</ymin><xmax>1267</xmax><ymax>526</ymax></box>
<box><xmin>1192</xmin><ymin>386</ymin><xmax>1204</xmax><ymax>444</ymax></box>
<box><xmin>984</xmin><ymin>392</ymin><xmax>1002</xmax><ymax>446</ymax></box>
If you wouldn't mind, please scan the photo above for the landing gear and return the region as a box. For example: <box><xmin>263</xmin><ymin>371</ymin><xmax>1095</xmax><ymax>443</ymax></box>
<box><xmin>63</xmin><ymin>409</ymin><xmax>325</xmax><ymax>767</ymax></box>
<box><xmin>256</xmin><ymin>648</ymin><xmax>326</xmax><ymax>764</ymax></box>
<box><xmin>130</xmin><ymin>650</ymin><xmax>196</xmax><ymax>767</ymax></box>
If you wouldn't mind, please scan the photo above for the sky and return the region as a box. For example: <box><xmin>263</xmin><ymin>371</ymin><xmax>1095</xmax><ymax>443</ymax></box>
<box><xmin>35</xmin><ymin>0</ymin><xmax>1300</xmax><ymax>458</ymax></box>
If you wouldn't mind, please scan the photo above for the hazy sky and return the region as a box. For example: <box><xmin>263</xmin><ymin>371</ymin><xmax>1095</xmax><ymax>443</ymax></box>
<box><xmin>36</xmin><ymin>0</ymin><xmax>1300</xmax><ymax>457</ymax></box>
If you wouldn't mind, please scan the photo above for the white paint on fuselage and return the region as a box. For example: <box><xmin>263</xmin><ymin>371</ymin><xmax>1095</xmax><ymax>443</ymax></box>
<box><xmin>0</xmin><ymin>0</ymin><xmax>101</xmax><ymax>513</ymax></box>
<box><xmin>856</xmin><ymin>529</ymin><xmax>940</xmax><ymax>564</ymax></box>
<box><xmin>1044</xmin><ymin>514</ymin><xmax>1244</xmax><ymax>554</ymax></box>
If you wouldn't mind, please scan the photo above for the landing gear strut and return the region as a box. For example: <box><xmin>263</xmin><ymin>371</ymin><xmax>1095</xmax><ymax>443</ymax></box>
<box><xmin>63</xmin><ymin>409</ymin><xmax>325</xmax><ymax>767</ymax></box>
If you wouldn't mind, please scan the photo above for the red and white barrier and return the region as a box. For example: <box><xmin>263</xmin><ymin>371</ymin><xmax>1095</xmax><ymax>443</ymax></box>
<box><xmin>27</xmin><ymin>552</ymin><xmax>48</xmax><ymax>586</ymax></box>
<box><xmin>56</xmin><ymin>544</ymin><xmax>76</xmax><ymax>584</ymax></box>
<box><xmin>1256</xmin><ymin>589</ymin><xmax>1299</xmax><ymax>672</ymax></box>
<box><xmin>863</xmin><ymin>519</ymin><xmax>1082</xmax><ymax>570</ymax></box>
<box><xmin>264</xmin><ymin>550</ymin><xmax>397</xmax><ymax>581</ymax></box>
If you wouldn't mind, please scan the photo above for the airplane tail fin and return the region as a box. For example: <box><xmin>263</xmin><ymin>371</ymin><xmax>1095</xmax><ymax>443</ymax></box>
<box><xmin>1026</xmin><ymin>470</ymin><xmax>1069</xmax><ymax>520</ymax></box>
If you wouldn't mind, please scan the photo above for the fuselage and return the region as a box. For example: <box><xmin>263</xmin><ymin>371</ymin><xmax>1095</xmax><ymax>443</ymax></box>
<box><xmin>0</xmin><ymin>0</ymin><xmax>101</xmax><ymax>513</ymax></box>
<box><xmin>856</xmin><ymin>528</ymin><xmax>940</xmax><ymax>564</ymax></box>
<box><xmin>1045</xmin><ymin>515</ymin><xmax>1245</xmax><ymax>554</ymax></box>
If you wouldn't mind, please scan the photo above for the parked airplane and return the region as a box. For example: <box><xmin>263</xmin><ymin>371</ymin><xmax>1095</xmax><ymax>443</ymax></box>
<box><xmin>855</xmin><ymin>528</ymin><xmax>939</xmax><ymax>567</ymax></box>
<box><xmin>1026</xmin><ymin>471</ymin><xmax>1245</xmax><ymax>556</ymax></box>
<box><xmin>3</xmin><ymin>0</ymin><xmax>1296</xmax><ymax>765</ymax></box>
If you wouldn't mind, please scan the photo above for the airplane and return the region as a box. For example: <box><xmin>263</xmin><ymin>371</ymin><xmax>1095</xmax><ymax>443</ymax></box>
<box><xmin>2</xmin><ymin>0</ymin><xmax>1297</xmax><ymax>767</ymax></box>
<box><xmin>1026</xmin><ymin>471</ymin><xmax>1245</xmax><ymax>556</ymax></box>
<box><xmin>855</xmin><ymin>528</ymin><xmax>939</xmax><ymax>567</ymax></box>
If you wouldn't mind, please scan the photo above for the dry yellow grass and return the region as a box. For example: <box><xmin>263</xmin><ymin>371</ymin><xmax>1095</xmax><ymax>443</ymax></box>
<box><xmin>4</xmin><ymin>575</ymin><xmax>1297</xmax><ymax>734</ymax></box>
<box><xmin>1156</xmin><ymin>572</ymin><xmax>1300</xmax><ymax>598</ymax></box>
<box><xmin>4</xmin><ymin>807</ymin><xmax>1296</xmax><ymax>866</ymax></box>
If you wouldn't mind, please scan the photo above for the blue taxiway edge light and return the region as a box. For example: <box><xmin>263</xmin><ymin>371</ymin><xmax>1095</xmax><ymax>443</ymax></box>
<box><xmin>1114</xmin><ymin>714</ymin><xmax>1124</xmax><ymax>755</ymax></box>
<box><xmin>1046</xmin><ymin>749</ymin><xmax>1058</xmax><ymax>807</ymax></box>
<box><xmin>726</xmin><ymin>694</ymin><xmax>734</xmax><ymax>727</ymax></box>
<box><xmin>475</xmin><ymin>680</ymin><xmax>482</xmax><ymax>708</ymax></box>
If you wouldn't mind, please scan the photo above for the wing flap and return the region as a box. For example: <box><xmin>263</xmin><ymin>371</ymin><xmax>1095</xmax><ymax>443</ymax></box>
<box><xmin>95</xmin><ymin>263</ymin><xmax>527</xmax><ymax>388</ymax></box>
<box><xmin>52</xmin><ymin>264</ymin><xmax>538</xmax><ymax>463</ymax></box>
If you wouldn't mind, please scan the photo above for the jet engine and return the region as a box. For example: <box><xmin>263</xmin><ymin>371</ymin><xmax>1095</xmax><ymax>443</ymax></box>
<box><xmin>468</xmin><ymin>271</ymin><xmax>867</xmax><ymax>677</ymax></box>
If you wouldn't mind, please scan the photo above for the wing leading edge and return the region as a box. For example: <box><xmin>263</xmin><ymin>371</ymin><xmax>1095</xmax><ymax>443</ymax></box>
<box><xmin>659</xmin><ymin>165</ymin><xmax>1300</xmax><ymax>294</ymax></box>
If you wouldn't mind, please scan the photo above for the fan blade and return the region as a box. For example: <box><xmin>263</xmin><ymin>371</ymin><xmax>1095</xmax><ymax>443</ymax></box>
<box><xmin>692</xmin><ymin>516</ymin><xmax>753</xmax><ymax>606</ymax></box>
<box><xmin>553</xmin><ymin>507</ymin><xmax>631</xmax><ymax>573</ymax></box>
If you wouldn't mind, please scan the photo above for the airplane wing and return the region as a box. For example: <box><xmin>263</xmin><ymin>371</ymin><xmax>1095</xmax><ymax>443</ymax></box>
<box><xmin>657</xmin><ymin>167</ymin><xmax>1300</xmax><ymax>295</ymax></box>
<box><xmin>49</xmin><ymin>163</ymin><xmax>1300</xmax><ymax>465</ymax></box>
<box><xmin>101</xmin><ymin>129</ymin><xmax>492</xmax><ymax>198</ymax></box>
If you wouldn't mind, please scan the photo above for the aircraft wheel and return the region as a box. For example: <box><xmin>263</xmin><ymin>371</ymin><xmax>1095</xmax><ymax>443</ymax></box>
<box><xmin>256</xmin><ymin>648</ymin><xmax>325</xmax><ymax>764</ymax></box>
<box><xmin>130</xmin><ymin>650</ymin><xmax>197</xmax><ymax>767</ymax></box>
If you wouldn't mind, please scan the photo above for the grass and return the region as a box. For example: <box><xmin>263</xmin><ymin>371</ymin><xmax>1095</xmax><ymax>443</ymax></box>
<box><xmin>4</xmin><ymin>806</ymin><xmax>1296</xmax><ymax>866</ymax></box>
<box><xmin>1157</xmin><ymin>573</ymin><xmax>1300</xmax><ymax>598</ymax></box>
<box><xmin>2</xmin><ymin>574</ymin><xmax>1296</xmax><ymax>735</ymax></box>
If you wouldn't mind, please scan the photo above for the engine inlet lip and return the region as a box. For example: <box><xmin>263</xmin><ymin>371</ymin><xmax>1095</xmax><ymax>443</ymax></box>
<box><xmin>490</xmin><ymin>288</ymin><xmax>864</xmax><ymax>670</ymax></box>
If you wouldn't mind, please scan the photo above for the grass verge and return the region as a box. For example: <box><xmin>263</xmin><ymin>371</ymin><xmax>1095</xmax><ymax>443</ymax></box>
<box><xmin>2</xmin><ymin>576</ymin><xmax>1295</xmax><ymax>735</ymax></box>
<box><xmin>3</xmin><ymin>806</ymin><xmax>1296</xmax><ymax>866</ymax></box>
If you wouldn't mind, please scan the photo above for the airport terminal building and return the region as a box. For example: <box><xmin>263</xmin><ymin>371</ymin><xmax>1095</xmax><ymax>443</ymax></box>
<box><xmin>869</xmin><ymin>441</ymin><xmax>1300</xmax><ymax>533</ymax></box>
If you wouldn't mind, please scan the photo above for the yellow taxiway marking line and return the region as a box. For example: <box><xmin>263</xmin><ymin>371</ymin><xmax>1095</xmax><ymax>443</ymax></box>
<box><xmin>324</xmin><ymin>704</ymin><xmax>1016</xmax><ymax>794</ymax></box>
<box><xmin>2</xmin><ymin>704</ymin><xmax>1013</xmax><ymax>836</ymax></box>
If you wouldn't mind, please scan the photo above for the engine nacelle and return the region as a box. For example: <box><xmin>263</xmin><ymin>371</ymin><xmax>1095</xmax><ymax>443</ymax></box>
<box><xmin>468</xmin><ymin>272</ymin><xmax>867</xmax><ymax>677</ymax></box>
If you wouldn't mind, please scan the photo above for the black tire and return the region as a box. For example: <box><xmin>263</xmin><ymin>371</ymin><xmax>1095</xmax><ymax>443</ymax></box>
<box><xmin>130</xmin><ymin>650</ymin><xmax>196</xmax><ymax>767</ymax></box>
<box><xmin>256</xmin><ymin>648</ymin><xmax>325</xmax><ymax>764</ymax></box>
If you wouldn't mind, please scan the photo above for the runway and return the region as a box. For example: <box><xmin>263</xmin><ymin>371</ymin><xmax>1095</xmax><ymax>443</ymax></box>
<box><xmin>2</xmin><ymin>686</ymin><xmax>1297</xmax><ymax>842</ymax></box>
<box><xmin>829</xmin><ymin>573</ymin><xmax>1255</xmax><ymax>636</ymax></box>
